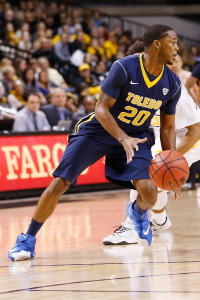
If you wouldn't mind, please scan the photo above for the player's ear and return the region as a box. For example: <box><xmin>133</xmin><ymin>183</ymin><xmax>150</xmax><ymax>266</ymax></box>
<box><xmin>153</xmin><ymin>39</ymin><xmax>160</xmax><ymax>50</ymax></box>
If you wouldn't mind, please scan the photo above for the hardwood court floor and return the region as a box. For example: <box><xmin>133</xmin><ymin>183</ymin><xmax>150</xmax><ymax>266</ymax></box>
<box><xmin>1</xmin><ymin>188</ymin><xmax>200</xmax><ymax>300</ymax></box>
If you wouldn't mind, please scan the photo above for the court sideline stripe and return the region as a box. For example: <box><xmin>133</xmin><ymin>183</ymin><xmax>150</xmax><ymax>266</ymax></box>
<box><xmin>1</xmin><ymin>271</ymin><xmax>200</xmax><ymax>295</ymax></box>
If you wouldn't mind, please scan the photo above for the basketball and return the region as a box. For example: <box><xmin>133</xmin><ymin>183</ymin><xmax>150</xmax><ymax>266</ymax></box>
<box><xmin>149</xmin><ymin>150</ymin><xmax>190</xmax><ymax>190</ymax></box>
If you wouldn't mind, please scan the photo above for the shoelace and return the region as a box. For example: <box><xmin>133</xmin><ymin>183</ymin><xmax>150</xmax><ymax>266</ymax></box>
<box><xmin>113</xmin><ymin>225</ymin><xmax>130</xmax><ymax>235</ymax></box>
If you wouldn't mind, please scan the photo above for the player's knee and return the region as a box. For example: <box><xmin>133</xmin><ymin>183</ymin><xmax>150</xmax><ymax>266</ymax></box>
<box><xmin>141</xmin><ymin>182</ymin><xmax>157</xmax><ymax>206</ymax></box>
<box><xmin>48</xmin><ymin>177</ymin><xmax>70</xmax><ymax>196</ymax></box>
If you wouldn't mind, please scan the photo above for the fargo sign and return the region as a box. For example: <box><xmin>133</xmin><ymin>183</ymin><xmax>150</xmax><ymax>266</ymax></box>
<box><xmin>0</xmin><ymin>135</ymin><xmax>108</xmax><ymax>192</ymax></box>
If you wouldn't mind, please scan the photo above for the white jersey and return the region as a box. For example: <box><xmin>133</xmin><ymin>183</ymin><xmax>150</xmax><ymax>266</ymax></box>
<box><xmin>151</xmin><ymin>86</ymin><xmax>200</xmax><ymax>166</ymax></box>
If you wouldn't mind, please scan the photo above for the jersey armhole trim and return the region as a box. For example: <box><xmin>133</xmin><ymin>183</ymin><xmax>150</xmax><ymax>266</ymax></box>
<box><xmin>116</xmin><ymin>61</ymin><xmax>128</xmax><ymax>81</ymax></box>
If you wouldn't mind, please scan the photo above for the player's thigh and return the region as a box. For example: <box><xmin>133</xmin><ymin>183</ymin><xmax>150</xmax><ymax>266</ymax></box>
<box><xmin>53</xmin><ymin>136</ymin><xmax>106</xmax><ymax>185</ymax></box>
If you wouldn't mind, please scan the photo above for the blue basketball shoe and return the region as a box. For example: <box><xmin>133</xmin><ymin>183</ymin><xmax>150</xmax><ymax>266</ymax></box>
<box><xmin>8</xmin><ymin>234</ymin><xmax>36</xmax><ymax>261</ymax></box>
<box><xmin>127</xmin><ymin>202</ymin><xmax>152</xmax><ymax>246</ymax></box>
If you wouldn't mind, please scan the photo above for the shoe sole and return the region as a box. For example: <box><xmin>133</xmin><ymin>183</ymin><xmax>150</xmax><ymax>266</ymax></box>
<box><xmin>103</xmin><ymin>240</ymin><xmax>137</xmax><ymax>245</ymax></box>
<box><xmin>8</xmin><ymin>250</ymin><xmax>35</xmax><ymax>261</ymax></box>
<box><xmin>135</xmin><ymin>234</ymin><xmax>150</xmax><ymax>247</ymax></box>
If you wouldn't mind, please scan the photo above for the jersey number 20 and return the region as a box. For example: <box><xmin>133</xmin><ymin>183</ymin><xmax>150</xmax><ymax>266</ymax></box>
<box><xmin>118</xmin><ymin>106</ymin><xmax>150</xmax><ymax>126</ymax></box>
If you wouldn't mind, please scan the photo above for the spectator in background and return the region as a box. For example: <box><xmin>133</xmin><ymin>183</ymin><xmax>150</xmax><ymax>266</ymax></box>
<box><xmin>0</xmin><ymin>58</ymin><xmax>13</xmax><ymax>79</ymax></box>
<box><xmin>37</xmin><ymin>57</ymin><xmax>69</xmax><ymax>88</ymax></box>
<box><xmin>66</xmin><ymin>92</ymin><xmax>78</xmax><ymax>115</ymax></box>
<box><xmin>46</xmin><ymin>14</ymin><xmax>57</xmax><ymax>35</ymax></box>
<box><xmin>188</xmin><ymin>45</ymin><xmax>200</xmax><ymax>62</ymax></box>
<box><xmin>170</xmin><ymin>54</ymin><xmax>190</xmax><ymax>84</ymax></box>
<box><xmin>13</xmin><ymin>58</ymin><xmax>27</xmax><ymax>78</ymax></box>
<box><xmin>185</xmin><ymin>44</ymin><xmax>200</xmax><ymax>70</ymax></box>
<box><xmin>71</xmin><ymin>63</ymin><xmax>100</xmax><ymax>89</ymax></box>
<box><xmin>16</xmin><ymin>22</ymin><xmax>30</xmax><ymax>39</ymax></box>
<box><xmin>36</xmin><ymin>70</ymin><xmax>56</xmax><ymax>97</ymax></box>
<box><xmin>32</xmin><ymin>21</ymin><xmax>46</xmax><ymax>43</ymax></box>
<box><xmin>12</xmin><ymin>92</ymin><xmax>50</xmax><ymax>132</ymax></box>
<box><xmin>41</xmin><ymin>87</ymin><xmax>73</xmax><ymax>128</ymax></box>
<box><xmin>72</xmin><ymin>95</ymin><xmax>96</xmax><ymax>128</ymax></box>
<box><xmin>0</xmin><ymin>9</ymin><xmax>19</xmax><ymax>31</ymax></box>
<box><xmin>18</xmin><ymin>31</ymin><xmax>32</xmax><ymax>50</ymax></box>
<box><xmin>65</xmin><ymin>16</ymin><xmax>76</xmax><ymax>35</ymax></box>
<box><xmin>53</xmin><ymin>24</ymin><xmax>69</xmax><ymax>44</ymax></box>
<box><xmin>87</xmin><ymin>38</ymin><xmax>107</xmax><ymax>63</ymax></box>
<box><xmin>104</xmin><ymin>32</ymin><xmax>118</xmax><ymax>60</ymax></box>
<box><xmin>24</xmin><ymin>11</ymin><xmax>37</xmax><ymax>35</ymax></box>
<box><xmin>7</xmin><ymin>80</ymin><xmax>26</xmax><ymax>110</ymax></box>
<box><xmin>92</xmin><ymin>11</ymin><xmax>102</xmax><ymax>28</ymax></box>
<box><xmin>98</xmin><ymin>24</ymin><xmax>109</xmax><ymax>41</ymax></box>
<box><xmin>127</xmin><ymin>40</ymin><xmax>144</xmax><ymax>55</ymax></box>
<box><xmin>53</xmin><ymin>32</ymin><xmax>71</xmax><ymax>64</ymax></box>
<box><xmin>6</xmin><ymin>22</ymin><xmax>20</xmax><ymax>45</ymax></box>
<box><xmin>69</xmin><ymin>30</ymin><xmax>88</xmax><ymax>55</ymax></box>
<box><xmin>0</xmin><ymin>66</ymin><xmax>16</xmax><ymax>97</ymax></box>
<box><xmin>29</xmin><ymin>58</ymin><xmax>39</xmax><ymax>73</ymax></box>
<box><xmin>33</xmin><ymin>38</ymin><xmax>54</xmax><ymax>65</ymax></box>
<box><xmin>32</xmin><ymin>29</ymin><xmax>46</xmax><ymax>51</ymax></box>
<box><xmin>22</xmin><ymin>66</ymin><xmax>38</xmax><ymax>92</ymax></box>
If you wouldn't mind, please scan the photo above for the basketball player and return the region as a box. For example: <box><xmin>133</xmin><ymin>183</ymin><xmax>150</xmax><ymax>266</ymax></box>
<box><xmin>8</xmin><ymin>24</ymin><xmax>181</xmax><ymax>260</ymax></box>
<box><xmin>103</xmin><ymin>48</ymin><xmax>200</xmax><ymax>245</ymax></box>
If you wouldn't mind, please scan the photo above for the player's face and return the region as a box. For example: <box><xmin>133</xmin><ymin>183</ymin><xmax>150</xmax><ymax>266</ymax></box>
<box><xmin>160</xmin><ymin>30</ymin><xmax>179</xmax><ymax>65</ymax></box>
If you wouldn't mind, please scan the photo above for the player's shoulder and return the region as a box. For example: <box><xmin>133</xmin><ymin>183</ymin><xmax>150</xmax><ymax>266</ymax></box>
<box><xmin>115</xmin><ymin>54</ymin><xmax>140</xmax><ymax>68</ymax></box>
<box><xmin>119</xmin><ymin>54</ymin><xmax>140</xmax><ymax>62</ymax></box>
<box><xmin>110</xmin><ymin>55</ymin><xmax>139</xmax><ymax>80</ymax></box>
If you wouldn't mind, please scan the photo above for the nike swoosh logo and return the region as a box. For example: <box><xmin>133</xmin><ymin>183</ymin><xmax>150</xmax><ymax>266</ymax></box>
<box><xmin>143</xmin><ymin>225</ymin><xmax>150</xmax><ymax>235</ymax></box>
<box><xmin>9</xmin><ymin>247</ymin><xmax>17</xmax><ymax>253</ymax></box>
<box><xmin>130</xmin><ymin>81</ymin><xmax>139</xmax><ymax>85</ymax></box>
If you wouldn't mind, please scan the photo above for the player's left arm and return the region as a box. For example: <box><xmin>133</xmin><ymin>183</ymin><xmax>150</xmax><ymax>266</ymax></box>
<box><xmin>176</xmin><ymin>122</ymin><xmax>200</xmax><ymax>155</ymax></box>
<box><xmin>160</xmin><ymin>111</ymin><xmax>176</xmax><ymax>151</ymax></box>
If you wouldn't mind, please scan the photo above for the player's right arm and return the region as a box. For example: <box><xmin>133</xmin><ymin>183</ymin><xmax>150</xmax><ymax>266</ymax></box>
<box><xmin>96</xmin><ymin>90</ymin><xmax>147</xmax><ymax>163</ymax></box>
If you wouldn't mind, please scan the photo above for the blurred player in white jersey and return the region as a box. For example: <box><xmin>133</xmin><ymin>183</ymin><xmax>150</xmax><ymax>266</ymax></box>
<box><xmin>103</xmin><ymin>44</ymin><xmax>200</xmax><ymax>245</ymax></box>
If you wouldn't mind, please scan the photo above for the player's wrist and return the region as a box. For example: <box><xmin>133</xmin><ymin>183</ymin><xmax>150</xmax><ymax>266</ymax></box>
<box><xmin>118</xmin><ymin>133</ymin><xmax>129</xmax><ymax>144</ymax></box>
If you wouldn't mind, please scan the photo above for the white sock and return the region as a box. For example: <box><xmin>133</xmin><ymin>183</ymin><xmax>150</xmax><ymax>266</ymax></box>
<box><xmin>153</xmin><ymin>210</ymin><xmax>167</xmax><ymax>225</ymax></box>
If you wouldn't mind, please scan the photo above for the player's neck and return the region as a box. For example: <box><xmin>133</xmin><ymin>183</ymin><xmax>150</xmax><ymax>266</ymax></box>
<box><xmin>143</xmin><ymin>53</ymin><xmax>164</xmax><ymax>77</ymax></box>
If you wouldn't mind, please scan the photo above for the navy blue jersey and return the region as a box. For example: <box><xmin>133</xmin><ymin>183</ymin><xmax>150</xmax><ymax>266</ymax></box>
<box><xmin>71</xmin><ymin>54</ymin><xmax>181</xmax><ymax>138</ymax></box>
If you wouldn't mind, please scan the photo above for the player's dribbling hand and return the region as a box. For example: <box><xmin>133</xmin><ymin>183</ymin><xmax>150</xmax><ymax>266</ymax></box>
<box><xmin>121</xmin><ymin>137</ymin><xmax>147</xmax><ymax>163</ymax></box>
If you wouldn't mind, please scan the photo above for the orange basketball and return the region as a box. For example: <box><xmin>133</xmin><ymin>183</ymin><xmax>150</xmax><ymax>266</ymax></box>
<box><xmin>149</xmin><ymin>150</ymin><xmax>189</xmax><ymax>190</ymax></box>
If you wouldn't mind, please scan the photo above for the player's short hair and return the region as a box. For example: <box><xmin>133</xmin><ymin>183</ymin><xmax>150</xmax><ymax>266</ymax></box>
<box><xmin>127</xmin><ymin>41</ymin><xmax>144</xmax><ymax>55</ymax></box>
<box><xmin>143</xmin><ymin>24</ymin><xmax>174</xmax><ymax>48</ymax></box>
